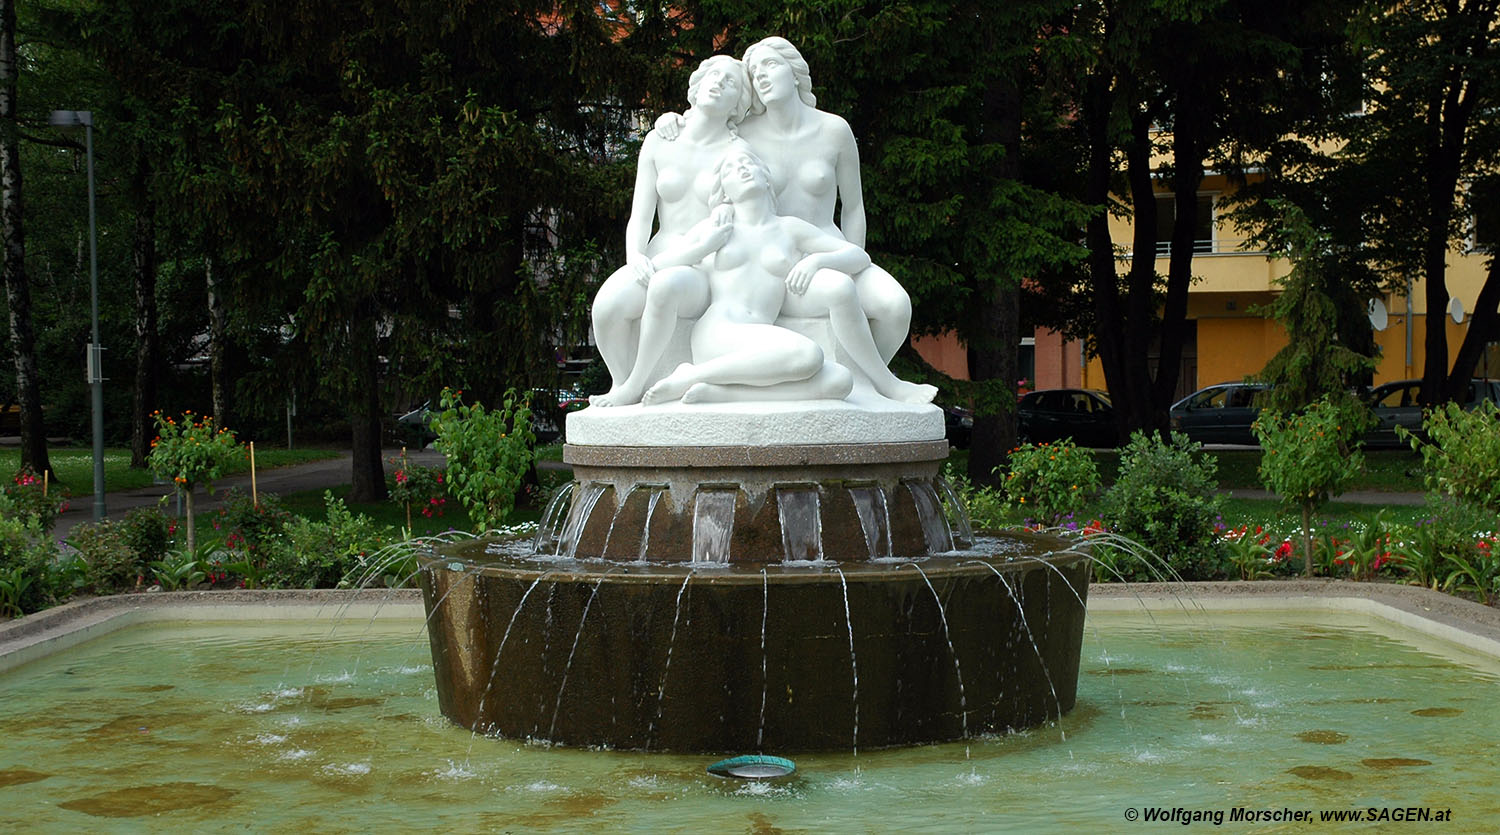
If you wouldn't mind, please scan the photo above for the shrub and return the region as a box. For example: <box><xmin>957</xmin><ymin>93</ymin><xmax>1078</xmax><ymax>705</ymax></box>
<box><xmin>65</xmin><ymin>521</ymin><xmax>148</xmax><ymax>594</ymax></box>
<box><xmin>942</xmin><ymin>467</ymin><xmax>1009</xmax><ymax>530</ymax></box>
<box><xmin>213</xmin><ymin>490</ymin><xmax>294</xmax><ymax>555</ymax></box>
<box><xmin>1254</xmin><ymin>396</ymin><xmax>1369</xmax><ymax>576</ymax></box>
<box><xmin>387</xmin><ymin>459</ymin><xmax>449</xmax><ymax>530</ymax></box>
<box><xmin>1000</xmin><ymin>439</ymin><xmax>1099</xmax><ymax>524</ymax></box>
<box><xmin>431</xmin><ymin>387</ymin><xmax>535</xmax><ymax>533</ymax></box>
<box><xmin>2</xmin><ymin>468</ymin><xmax>69</xmax><ymax>532</ymax></box>
<box><xmin>0</xmin><ymin>514</ymin><xmax>61</xmax><ymax>616</ymax></box>
<box><xmin>1099</xmin><ymin>431</ymin><xmax>1226</xmax><ymax>581</ymax></box>
<box><xmin>118</xmin><ymin>506</ymin><xmax>175</xmax><ymax>566</ymax></box>
<box><xmin>261</xmin><ymin>492</ymin><xmax>391</xmax><ymax>589</ymax></box>
<box><xmin>1403</xmin><ymin>400</ymin><xmax>1500</xmax><ymax>513</ymax></box>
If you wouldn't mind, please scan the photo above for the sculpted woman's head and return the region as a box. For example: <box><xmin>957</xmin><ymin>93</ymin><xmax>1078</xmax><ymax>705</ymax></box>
<box><xmin>742</xmin><ymin>37</ymin><xmax>816</xmax><ymax>113</ymax></box>
<box><xmin>709</xmin><ymin>143</ymin><xmax>776</xmax><ymax>210</ymax></box>
<box><xmin>686</xmin><ymin>55</ymin><xmax>753</xmax><ymax>124</ymax></box>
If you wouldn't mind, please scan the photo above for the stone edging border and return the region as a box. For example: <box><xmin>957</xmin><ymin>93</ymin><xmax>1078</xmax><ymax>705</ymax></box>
<box><xmin>1090</xmin><ymin>579</ymin><xmax>1500</xmax><ymax>657</ymax></box>
<box><xmin>3</xmin><ymin>580</ymin><xmax>1497</xmax><ymax>673</ymax></box>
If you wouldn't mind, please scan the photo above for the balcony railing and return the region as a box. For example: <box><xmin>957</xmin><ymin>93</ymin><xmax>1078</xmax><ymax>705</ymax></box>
<box><xmin>1151</xmin><ymin>237</ymin><xmax>1267</xmax><ymax>257</ymax></box>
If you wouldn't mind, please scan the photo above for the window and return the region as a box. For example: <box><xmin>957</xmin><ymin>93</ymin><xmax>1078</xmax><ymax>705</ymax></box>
<box><xmin>1154</xmin><ymin>194</ymin><xmax>1215</xmax><ymax>256</ymax></box>
<box><xmin>1470</xmin><ymin>181</ymin><xmax>1499</xmax><ymax>253</ymax></box>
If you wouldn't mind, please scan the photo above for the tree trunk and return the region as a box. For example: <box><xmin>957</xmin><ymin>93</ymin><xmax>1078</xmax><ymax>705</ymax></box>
<box><xmin>348</xmin><ymin>302</ymin><xmax>386</xmax><ymax>502</ymax></box>
<box><xmin>1155</xmin><ymin>116</ymin><xmax>1206</xmax><ymax>419</ymax></box>
<box><xmin>130</xmin><ymin>163</ymin><xmax>159</xmax><ymax>468</ymax></box>
<box><xmin>966</xmin><ymin>57</ymin><xmax>1023</xmax><ymax>486</ymax></box>
<box><xmin>1448</xmin><ymin>256</ymin><xmax>1500</xmax><ymax>387</ymax></box>
<box><xmin>206</xmin><ymin>253</ymin><xmax>232</xmax><ymax>426</ymax></box>
<box><xmin>1083</xmin><ymin>70</ymin><xmax>1133</xmax><ymax>445</ymax></box>
<box><xmin>184</xmin><ymin>487</ymin><xmax>197</xmax><ymax>555</ymax></box>
<box><xmin>1301</xmin><ymin>504</ymin><xmax>1313</xmax><ymax>578</ymax></box>
<box><xmin>0</xmin><ymin>0</ymin><xmax>50</xmax><ymax>477</ymax></box>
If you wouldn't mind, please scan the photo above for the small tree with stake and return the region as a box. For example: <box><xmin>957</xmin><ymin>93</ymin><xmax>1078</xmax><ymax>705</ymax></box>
<box><xmin>1253</xmin><ymin>397</ymin><xmax>1367</xmax><ymax>576</ymax></box>
<box><xmin>147</xmin><ymin>411</ymin><xmax>243</xmax><ymax>553</ymax></box>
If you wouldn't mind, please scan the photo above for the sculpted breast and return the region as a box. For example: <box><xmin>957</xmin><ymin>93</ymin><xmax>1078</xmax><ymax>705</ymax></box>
<box><xmin>656</xmin><ymin>164</ymin><xmax>690</xmax><ymax>203</ymax></box>
<box><xmin>795</xmin><ymin>159</ymin><xmax>836</xmax><ymax>198</ymax></box>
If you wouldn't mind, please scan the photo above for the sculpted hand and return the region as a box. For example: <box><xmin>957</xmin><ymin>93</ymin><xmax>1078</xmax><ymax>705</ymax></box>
<box><xmin>654</xmin><ymin>112</ymin><xmax>685</xmax><ymax>141</ymax></box>
<box><xmin>785</xmin><ymin>256</ymin><xmax>821</xmax><ymax>295</ymax></box>
<box><xmin>628</xmin><ymin>254</ymin><xmax>655</xmax><ymax>287</ymax></box>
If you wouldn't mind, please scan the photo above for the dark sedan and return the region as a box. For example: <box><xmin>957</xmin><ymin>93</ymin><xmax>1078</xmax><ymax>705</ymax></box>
<box><xmin>1361</xmin><ymin>378</ymin><xmax>1500</xmax><ymax>448</ymax></box>
<box><xmin>1017</xmin><ymin>389</ymin><xmax>1117</xmax><ymax>447</ymax></box>
<box><xmin>1168</xmin><ymin>383</ymin><xmax>1269</xmax><ymax>446</ymax></box>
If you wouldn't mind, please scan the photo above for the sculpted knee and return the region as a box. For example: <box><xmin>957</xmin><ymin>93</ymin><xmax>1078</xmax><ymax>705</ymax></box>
<box><xmin>787</xmin><ymin>342</ymin><xmax>825</xmax><ymax>378</ymax></box>
<box><xmin>814</xmin><ymin>269</ymin><xmax>858</xmax><ymax>306</ymax></box>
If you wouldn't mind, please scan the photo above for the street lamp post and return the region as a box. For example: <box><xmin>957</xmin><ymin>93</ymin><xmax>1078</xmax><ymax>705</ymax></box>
<box><xmin>49</xmin><ymin>109</ymin><xmax>106</xmax><ymax>521</ymax></box>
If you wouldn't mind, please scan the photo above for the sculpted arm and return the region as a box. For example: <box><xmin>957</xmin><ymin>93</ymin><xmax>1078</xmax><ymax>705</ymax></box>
<box><xmin>650</xmin><ymin>214</ymin><xmax>731</xmax><ymax>271</ymax></box>
<box><xmin>832</xmin><ymin>119</ymin><xmax>867</xmax><ymax>248</ymax></box>
<box><xmin>784</xmin><ymin>218</ymin><xmax>871</xmax><ymax>294</ymax></box>
<box><xmin>623</xmin><ymin>135</ymin><xmax>663</xmax><ymax>281</ymax></box>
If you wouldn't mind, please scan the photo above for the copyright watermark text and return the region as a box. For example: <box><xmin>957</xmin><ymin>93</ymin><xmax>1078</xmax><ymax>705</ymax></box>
<box><xmin>1123</xmin><ymin>806</ymin><xmax>1453</xmax><ymax>825</ymax></box>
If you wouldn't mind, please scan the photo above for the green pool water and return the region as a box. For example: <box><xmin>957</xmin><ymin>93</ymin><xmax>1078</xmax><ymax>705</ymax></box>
<box><xmin>2</xmin><ymin>610</ymin><xmax>1497</xmax><ymax>831</ymax></box>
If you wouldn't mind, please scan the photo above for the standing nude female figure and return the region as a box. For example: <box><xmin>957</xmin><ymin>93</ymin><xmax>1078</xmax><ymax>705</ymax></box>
<box><xmin>658</xmin><ymin>37</ymin><xmax>934</xmax><ymax>404</ymax></box>
<box><xmin>589</xmin><ymin>55</ymin><xmax>752</xmax><ymax>407</ymax></box>
<box><xmin>640</xmin><ymin>147</ymin><xmax>863</xmax><ymax>406</ymax></box>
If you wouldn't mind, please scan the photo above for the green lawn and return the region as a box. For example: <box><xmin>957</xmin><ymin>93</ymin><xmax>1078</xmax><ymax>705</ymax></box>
<box><xmin>1</xmin><ymin>446</ymin><xmax>345</xmax><ymax>495</ymax></box>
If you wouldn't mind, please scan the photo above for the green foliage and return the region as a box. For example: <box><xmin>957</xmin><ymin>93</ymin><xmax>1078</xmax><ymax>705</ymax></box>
<box><xmin>942</xmin><ymin>466</ymin><xmax>1011</xmax><ymax>530</ymax></box>
<box><xmin>1254</xmin><ymin>396</ymin><xmax>1368</xmax><ymax>574</ymax></box>
<box><xmin>1403</xmin><ymin>401</ymin><xmax>1500</xmax><ymax>513</ymax></box>
<box><xmin>1000</xmin><ymin>440</ymin><xmax>1099</xmax><ymax>524</ymax></box>
<box><xmin>1099</xmin><ymin>432</ymin><xmax>1226</xmax><ymax>579</ymax></box>
<box><xmin>212</xmin><ymin>490</ymin><xmax>295</xmax><ymax>557</ymax></box>
<box><xmin>431</xmin><ymin>388</ymin><xmax>535</xmax><ymax>533</ymax></box>
<box><xmin>1221</xmin><ymin>525</ymin><xmax>1275</xmax><ymax>580</ymax></box>
<box><xmin>387</xmin><ymin>459</ymin><xmax>449</xmax><ymax>529</ymax></box>
<box><xmin>1</xmin><ymin>468</ymin><xmax>69</xmax><ymax>532</ymax></box>
<box><xmin>1251</xmin><ymin>201</ymin><xmax>1379</xmax><ymax>415</ymax></box>
<box><xmin>261</xmin><ymin>493</ymin><xmax>390</xmax><ymax>589</ymax></box>
<box><xmin>149</xmin><ymin>550</ymin><xmax>207</xmax><ymax>592</ymax></box>
<box><xmin>64</xmin><ymin>521</ymin><xmax>148</xmax><ymax>595</ymax></box>
<box><xmin>118</xmin><ymin>506</ymin><xmax>175</xmax><ymax>566</ymax></box>
<box><xmin>0</xmin><ymin>515</ymin><xmax>61</xmax><ymax>616</ymax></box>
<box><xmin>147</xmin><ymin>411</ymin><xmax>244</xmax><ymax>492</ymax></box>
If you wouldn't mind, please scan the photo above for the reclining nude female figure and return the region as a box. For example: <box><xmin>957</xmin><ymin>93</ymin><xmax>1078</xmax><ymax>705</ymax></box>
<box><xmin>589</xmin><ymin>55</ymin><xmax>752</xmax><ymax>407</ymax></box>
<box><xmin>639</xmin><ymin>147</ymin><xmax>860</xmax><ymax>406</ymax></box>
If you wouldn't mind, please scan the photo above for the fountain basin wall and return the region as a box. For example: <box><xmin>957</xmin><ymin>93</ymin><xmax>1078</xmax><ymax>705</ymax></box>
<box><xmin>420</xmin><ymin>542</ymin><xmax>1090</xmax><ymax>752</ymax></box>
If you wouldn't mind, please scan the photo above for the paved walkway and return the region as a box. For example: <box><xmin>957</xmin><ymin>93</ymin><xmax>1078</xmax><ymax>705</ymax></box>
<box><xmin>50</xmin><ymin>448</ymin><xmax>446</xmax><ymax>543</ymax></box>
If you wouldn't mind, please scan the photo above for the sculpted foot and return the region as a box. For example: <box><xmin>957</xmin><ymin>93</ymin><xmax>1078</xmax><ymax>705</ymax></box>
<box><xmin>880</xmin><ymin>380</ymin><xmax>939</xmax><ymax>405</ymax></box>
<box><xmin>590</xmin><ymin>386</ymin><xmax>644</xmax><ymax>407</ymax></box>
<box><xmin>642</xmin><ymin>364</ymin><xmax>698</xmax><ymax>405</ymax></box>
<box><xmin>680</xmin><ymin>382</ymin><xmax>728</xmax><ymax>404</ymax></box>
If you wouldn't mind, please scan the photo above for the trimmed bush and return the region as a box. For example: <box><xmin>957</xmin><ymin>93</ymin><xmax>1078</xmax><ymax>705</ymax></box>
<box><xmin>1100</xmin><ymin>431</ymin><xmax>1225</xmax><ymax>581</ymax></box>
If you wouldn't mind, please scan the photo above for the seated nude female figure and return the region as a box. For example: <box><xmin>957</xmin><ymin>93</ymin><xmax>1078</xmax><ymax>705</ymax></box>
<box><xmin>658</xmin><ymin>37</ymin><xmax>933</xmax><ymax>404</ymax></box>
<box><xmin>640</xmin><ymin>147</ymin><xmax>860</xmax><ymax>406</ymax></box>
<box><xmin>589</xmin><ymin>55</ymin><xmax>752</xmax><ymax>407</ymax></box>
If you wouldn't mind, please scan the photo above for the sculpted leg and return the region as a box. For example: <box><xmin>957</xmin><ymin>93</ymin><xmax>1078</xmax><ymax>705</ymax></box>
<box><xmin>590</xmin><ymin>265</ymin><xmax>646</xmax><ymax>401</ymax></box>
<box><xmin>793</xmin><ymin>270</ymin><xmax>936</xmax><ymax>405</ymax></box>
<box><xmin>592</xmin><ymin>266</ymin><xmax>708</xmax><ymax>407</ymax></box>
<box><xmin>854</xmin><ymin>264</ymin><xmax>913</xmax><ymax>364</ymax></box>
<box><xmin>682</xmin><ymin>361</ymin><xmax>853</xmax><ymax>403</ymax></box>
<box><xmin>645</xmin><ymin>324</ymin><xmax>825</xmax><ymax>405</ymax></box>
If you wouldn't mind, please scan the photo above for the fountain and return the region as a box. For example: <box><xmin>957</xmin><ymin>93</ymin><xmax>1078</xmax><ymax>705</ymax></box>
<box><xmin>418</xmin><ymin>38</ymin><xmax>1090</xmax><ymax>753</ymax></box>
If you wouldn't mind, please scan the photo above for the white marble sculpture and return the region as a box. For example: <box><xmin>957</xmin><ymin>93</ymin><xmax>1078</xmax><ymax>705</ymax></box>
<box><xmin>572</xmin><ymin>39</ymin><xmax>943</xmax><ymax>446</ymax></box>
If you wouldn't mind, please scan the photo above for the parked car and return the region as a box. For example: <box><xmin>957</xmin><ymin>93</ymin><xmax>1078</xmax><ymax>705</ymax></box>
<box><xmin>1016</xmin><ymin>389</ymin><xmax>1117</xmax><ymax>448</ymax></box>
<box><xmin>1361</xmin><ymin>378</ymin><xmax>1500</xmax><ymax>448</ymax></box>
<box><xmin>943</xmin><ymin>405</ymin><xmax>974</xmax><ymax>448</ymax></box>
<box><xmin>1169</xmin><ymin>383</ymin><xmax>1269</xmax><ymax>446</ymax></box>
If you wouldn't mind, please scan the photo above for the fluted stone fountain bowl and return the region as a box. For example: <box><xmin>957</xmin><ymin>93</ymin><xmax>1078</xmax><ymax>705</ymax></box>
<box><xmin>419</xmin><ymin>440</ymin><xmax>1090</xmax><ymax>753</ymax></box>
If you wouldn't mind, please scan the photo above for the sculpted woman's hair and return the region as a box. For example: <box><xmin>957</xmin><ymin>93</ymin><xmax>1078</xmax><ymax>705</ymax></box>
<box><xmin>686</xmin><ymin>55</ymin><xmax>754</xmax><ymax>125</ymax></box>
<box><xmin>742</xmin><ymin>36</ymin><xmax>817</xmax><ymax>112</ymax></box>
